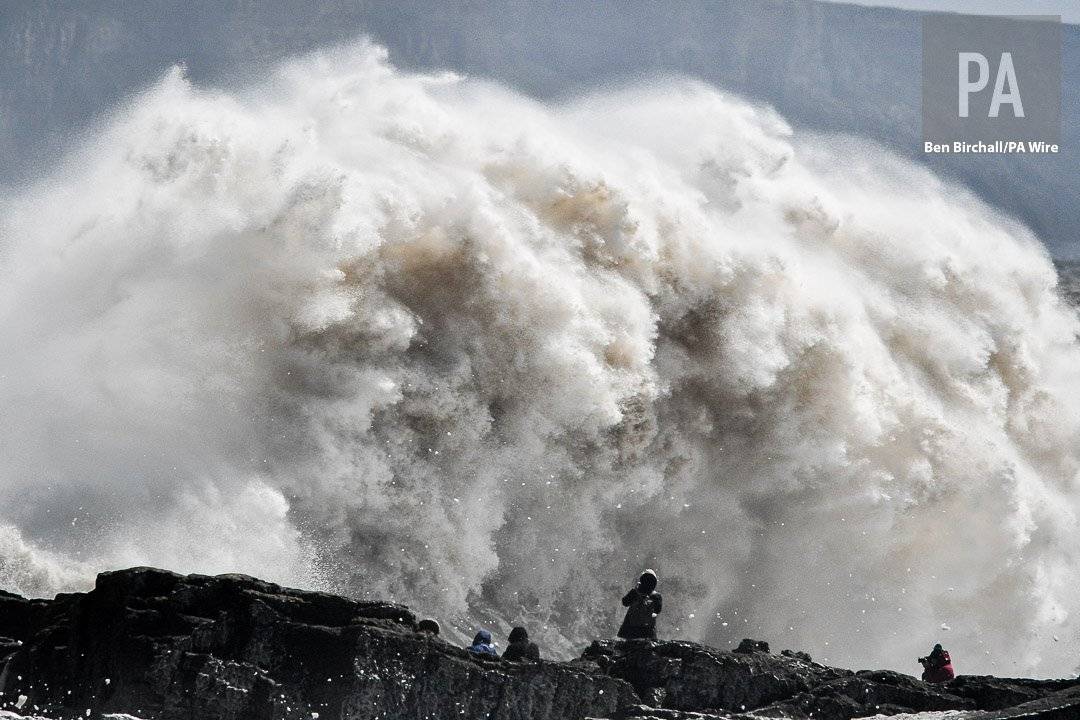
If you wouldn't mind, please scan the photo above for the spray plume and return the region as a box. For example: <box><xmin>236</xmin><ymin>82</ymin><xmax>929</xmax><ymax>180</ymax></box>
<box><xmin>1</xmin><ymin>42</ymin><xmax>1079</xmax><ymax>675</ymax></box>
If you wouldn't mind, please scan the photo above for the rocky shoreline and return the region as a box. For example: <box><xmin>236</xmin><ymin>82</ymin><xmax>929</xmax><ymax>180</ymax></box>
<box><xmin>0</xmin><ymin>568</ymin><xmax>1077</xmax><ymax>720</ymax></box>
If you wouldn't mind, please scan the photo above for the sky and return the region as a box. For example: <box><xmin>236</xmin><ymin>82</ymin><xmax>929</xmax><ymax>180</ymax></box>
<box><xmin>822</xmin><ymin>0</ymin><xmax>1080</xmax><ymax>23</ymax></box>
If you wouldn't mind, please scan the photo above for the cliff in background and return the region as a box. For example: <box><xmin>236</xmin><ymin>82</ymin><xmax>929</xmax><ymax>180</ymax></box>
<box><xmin>1</xmin><ymin>0</ymin><xmax>1077</xmax><ymax>257</ymax></box>
<box><xmin>0</xmin><ymin>568</ymin><xmax>1078</xmax><ymax>720</ymax></box>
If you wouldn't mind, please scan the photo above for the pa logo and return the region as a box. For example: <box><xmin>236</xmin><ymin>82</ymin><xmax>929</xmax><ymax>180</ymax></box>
<box><xmin>958</xmin><ymin>51</ymin><xmax>1023</xmax><ymax>118</ymax></box>
<box><xmin>922</xmin><ymin>14</ymin><xmax>1060</xmax><ymax>148</ymax></box>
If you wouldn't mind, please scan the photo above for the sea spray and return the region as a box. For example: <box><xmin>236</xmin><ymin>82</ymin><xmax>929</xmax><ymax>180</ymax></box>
<box><xmin>1</xmin><ymin>41</ymin><xmax>1079</xmax><ymax>676</ymax></box>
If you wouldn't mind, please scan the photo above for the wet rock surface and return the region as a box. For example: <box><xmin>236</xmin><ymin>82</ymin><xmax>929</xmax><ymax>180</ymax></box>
<box><xmin>0</xmin><ymin>568</ymin><xmax>1077</xmax><ymax>720</ymax></box>
<box><xmin>581</xmin><ymin>638</ymin><xmax>846</xmax><ymax>712</ymax></box>
<box><xmin>0</xmin><ymin>568</ymin><xmax>632</xmax><ymax>720</ymax></box>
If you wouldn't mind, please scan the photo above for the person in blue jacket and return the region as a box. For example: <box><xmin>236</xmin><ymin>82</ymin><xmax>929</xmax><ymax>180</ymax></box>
<box><xmin>467</xmin><ymin>629</ymin><xmax>498</xmax><ymax>657</ymax></box>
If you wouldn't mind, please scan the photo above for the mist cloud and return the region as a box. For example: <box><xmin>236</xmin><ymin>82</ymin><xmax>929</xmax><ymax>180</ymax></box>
<box><xmin>1</xmin><ymin>42</ymin><xmax>1079</xmax><ymax>676</ymax></box>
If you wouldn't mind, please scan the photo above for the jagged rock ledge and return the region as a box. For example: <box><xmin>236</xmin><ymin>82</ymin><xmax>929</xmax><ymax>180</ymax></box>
<box><xmin>0</xmin><ymin>568</ymin><xmax>1077</xmax><ymax>720</ymax></box>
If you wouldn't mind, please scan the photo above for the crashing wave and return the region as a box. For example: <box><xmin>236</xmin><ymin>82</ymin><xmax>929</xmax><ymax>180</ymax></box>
<box><xmin>1</xmin><ymin>42</ymin><xmax>1079</xmax><ymax>675</ymax></box>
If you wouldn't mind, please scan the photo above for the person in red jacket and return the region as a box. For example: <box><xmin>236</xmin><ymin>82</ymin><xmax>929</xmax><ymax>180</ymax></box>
<box><xmin>919</xmin><ymin>643</ymin><xmax>955</xmax><ymax>683</ymax></box>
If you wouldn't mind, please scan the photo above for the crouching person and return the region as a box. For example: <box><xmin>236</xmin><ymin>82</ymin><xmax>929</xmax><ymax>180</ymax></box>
<box><xmin>919</xmin><ymin>643</ymin><xmax>955</xmax><ymax>683</ymax></box>
<box><xmin>467</xmin><ymin>629</ymin><xmax>498</xmax><ymax>658</ymax></box>
<box><xmin>502</xmin><ymin>626</ymin><xmax>540</xmax><ymax>662</ymax></box>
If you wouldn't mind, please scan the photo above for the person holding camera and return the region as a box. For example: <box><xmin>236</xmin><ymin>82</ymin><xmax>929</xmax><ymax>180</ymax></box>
<box><xmin>618</xmin><ymin>569</ymin><xmax>663</xmax><ymax>640</ymax></box>
<box><xmin>918</xmin><ymin>643</ymin><xmax>955</xmax><ymax>683</ymax></box>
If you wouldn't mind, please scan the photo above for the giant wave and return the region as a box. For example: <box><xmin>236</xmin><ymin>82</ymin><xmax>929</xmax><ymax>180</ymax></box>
<box><xmin>1</xmin><ymin>42</ymin><xmax>1079</xmax><ymax>676</ymax></box>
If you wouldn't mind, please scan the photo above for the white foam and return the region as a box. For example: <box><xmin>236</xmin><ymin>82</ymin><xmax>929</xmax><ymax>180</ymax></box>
<box><xmin>1</xmin><ymin>41</ymin><xmax>1078</xmax><ymax>676</ymax></box>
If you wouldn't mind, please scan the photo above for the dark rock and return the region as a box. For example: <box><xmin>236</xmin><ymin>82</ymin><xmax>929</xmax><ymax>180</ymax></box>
<box><xmin>0</xmin><ymin>567</ymin><xmax>634</xmax><ymax>720</ymax></box>
<box><xmin>733</xmin><ymin>639</ymin><xmax>771</xmax><ymax>655</ymax></box>
<box><xmin>0</xmin><ymin>589</ymin><xmax>47</xmax><ymax>644</ymax></box>
<box><xmin>948</xmin><ymin>674</ymin><xmax>1080</xmax><ymax>711</ymax></box>
<box><xmin>780</xmin><ymin>650</ymin><xmax>812</xmax><ymax>663</ymax></box>
<box><xmin>753</xmin><ymin>669</ymin><xmax>976</xmax><ymax>719</ymax></box>
<box><xmin>2</xmin><ymin>567</ymin><xmax>1079</xmax><ymax>720</ymax></box>
<box><xmin>581</xmin><ymin>638</ymin><xmax>846</xmax><ymax>714</ymax></box>
<box><xmin>972</xmin><ymin>684</ymin><xmax>1080</xmax><ymax>718</ymax></box>
<box><xmin>595</xmin><ymin>706</ymin><xmax>739</xmax><ymax>719</ymax></box>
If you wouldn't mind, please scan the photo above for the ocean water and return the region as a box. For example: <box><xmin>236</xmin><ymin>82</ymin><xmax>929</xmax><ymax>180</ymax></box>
<box><xmin>1</xmin><ymin>41</ymin><xmax>1079</xmax><ymax>676</ymax></box>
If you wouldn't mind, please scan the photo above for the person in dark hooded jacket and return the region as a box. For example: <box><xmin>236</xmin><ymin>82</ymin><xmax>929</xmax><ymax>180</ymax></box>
<box><xmin>502</xmin><ymin>626</ymin><xmax>540</xmax><ymax>662</ymax></box>
<box><xmin>918</xmin><ymin>643</ymin><xmax>955</xmax><ymax>683</ymax></box>
<box><xmin>467</xmin><ymin>629</ymin><xmax>498</xmax><ymax>657</ymax></box>
<box><xmin>618</xmin><ymin>569</ymin><xmax>662</xmax><ymax>639</ymax></box>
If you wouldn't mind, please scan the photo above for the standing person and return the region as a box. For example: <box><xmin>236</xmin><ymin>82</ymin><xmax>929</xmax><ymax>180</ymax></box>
<box><xmin>502</xmin><ymin>626</ymin><xmax>541</xmax><ymax>661</ymax></box>
<box><xmin>467</xmin><ymin>629</ymin><xmax>498</xmax><ymax>657</ymax></box>
<box><xmin>618</xmin><ymin>569</ymin><xmax>663</xmax><ymax>639</ymax></box>
<box><xmin>918</xmin><ymin>643</ymin><xmax>955</xmax><ymax>683</ymax></box>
